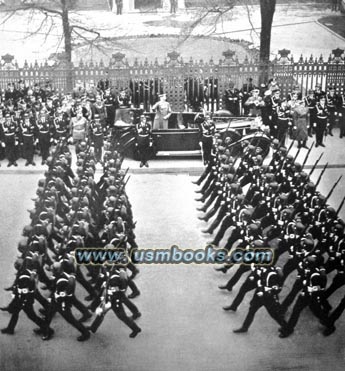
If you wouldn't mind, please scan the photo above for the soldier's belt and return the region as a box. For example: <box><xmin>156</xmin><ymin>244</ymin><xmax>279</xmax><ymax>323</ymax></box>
<box><xmin>55</xmin><ymin>292</ymin><xmax>72</xmax><ymax>298</ymax></box>
<box><xmin>39</xmin><ymin>130</ymin><xmax>49</xmax><ymax>134</ymax></box>
<box><xmin>17</xmin><ymin>288</ymin><xmax>34</xmax><ymax>294</ymax></box>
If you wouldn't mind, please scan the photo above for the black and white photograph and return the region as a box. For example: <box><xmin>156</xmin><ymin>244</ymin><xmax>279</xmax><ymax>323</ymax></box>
<box><xmin>0</xmin><ymin>1</ymin><xmax>345</xmax><ymax>370</ymax></box>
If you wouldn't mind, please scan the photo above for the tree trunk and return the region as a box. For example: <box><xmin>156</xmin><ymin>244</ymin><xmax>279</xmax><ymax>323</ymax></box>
<box><xmin>259</xmin><ymin>0</ymin><xmax>276</xmax><ymax>84</ymax></box>
<box><xmin>61</xmin><ymin>0</ymin><xmax>73</xmax><ymax>91</ymax></box>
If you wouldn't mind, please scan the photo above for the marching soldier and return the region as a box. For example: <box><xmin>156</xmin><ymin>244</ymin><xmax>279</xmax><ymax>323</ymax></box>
<box><xmin>88</xmin><ymin>266</ymin><xmax>141</xmax><ymax>338</ymax></box>
<box><xmin>1</xmin><ymin>267</ymin><xmax>53</xmax><ymax>340</ymax></box>
<box><xmin>45</xmin><ymin>263</ymin><xmax>91</xmax><ymax>342</ymax></box>
<box><xmin>279</xmin><ymin>259</ymin><xmax>329</xmax><ymax>338</ymax></box>
<box><xmin>233</xmin><ymin>267</ymin><xmax>287</xmax><ymax>333</ymax></box>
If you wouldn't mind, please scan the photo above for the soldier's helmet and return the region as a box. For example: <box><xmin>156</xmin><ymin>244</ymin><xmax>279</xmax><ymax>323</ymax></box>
<box><xmin>281</xmin><ymin>208</ymin><xmax>294</xmax><ymax>221</ymax></box>
<box><xmin>230</xmin><ymin>183</ymin><xmax>242</xmax><ymax>195</ymax></box>
<box><xmin>301</xmin><ymin>238</ymin><xmax>314</xmax><ymax>255</ymax></box>
<box><xmin>252</xmin><ymin>239</ymin><xmax>264</xmax><ymax>248</ymax></box>
<box><xmin>264</xmin><ymin>173</ymin><xmax>275</xmax><ymax>182</ymax></box>
<box><xmin>17</xmin><ymin>239</ymin><xmax>28</xmax><ymax>254</ymax></box>
<box><xmin>333</xmin><ymin>222</ymin><xmax>344</xmax><ymax>235</ymax></box>
<box><xmin>304</xmin><ymin>182</ymin><xmax>316</xmax><ymax>193</ymax></box>
<box><xmin>247</xmin><ymin>223</ymin><xmax>260</xmax><ymax>237</ymax></box>
<box><xmin>14</xmin><ymin>257</ymin><xmax>24</xmax><ymax>271</ymax></box>
<box><xmin>61</xmin><ymin>256</ymin><xmax>75</xmax><ymax>274</ymax></box>
<box><xmin>299</xmin><ymin>171</ymin><xmax>309</xmax><ymax>182</ymax></box>
<box><xmin>239</xmin><ymin>208</ymin><xmax>253</xmax><ymax>222</ymax></box>
<box><xmin>326</xmin><ymin>206</ymin><xmax>336</xmax><ymax>219</ymax></box>
<box><xmin>294</xmin><ymin>162</ymin><xmax>302</xmax><ymax>172</ymax></box>
<box><xmin>272</xmin><ymin>139</ymin><xmax>280</xmax><ymax>149</ymax></box>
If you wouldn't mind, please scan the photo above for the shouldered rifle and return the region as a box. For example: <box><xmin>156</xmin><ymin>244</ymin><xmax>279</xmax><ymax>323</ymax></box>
<box><xmin>325</xmin><ymin>175</ymin><xmax>342</xmax><ymax>203</ymax></box>
<box><xmin>234</xmin><ymin>133</ymin><xmax>263</xmax><ymax>178</ymax></box>
<box><xmin>302</xmin><ymin>142</ymin><xmax>314</xmax><ymax>169</ymax></box>
<box><xmin>314</xmin><ymin>162</ymin><xmax>328</xmax><ymax>189</ymax></box>
<box><xmin>309</xmin><ymin>153</ymin><xmax>323</xmax><ymax>176</ymax></box>
<box><xmin>293</xmin><ymin>146</ymin><xmax>301</xmax><ymax>164</ymax></box>
<box><xmin>274</xmin><ymin>140</ymin><xmax>295</xmax><ymax>176</ymax></box>
<box><xmin>336</xmin><ymin>196</ymin><xmax>345</xmax><ymax>216</ymax></box>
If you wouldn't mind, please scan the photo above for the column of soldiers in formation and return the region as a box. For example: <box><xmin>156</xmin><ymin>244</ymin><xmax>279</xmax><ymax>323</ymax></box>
<box><xmin>193</xmin><ymin>134</ymin><xmax>345</xmax><ymax>338</ymax></box>
<box><xmin>0</xmin><ymin>80</ymin><xmax>137</xmax><ymax>167</ymax></box>
<box><xmin>223</xmin><ymin>80</ymin><xmax>345</xmax><ymax>148</ymax></box>
<box><xmin>0</xmin><ymin>135</ymin><xmax>142</xmax><ymax>341</ymax></box>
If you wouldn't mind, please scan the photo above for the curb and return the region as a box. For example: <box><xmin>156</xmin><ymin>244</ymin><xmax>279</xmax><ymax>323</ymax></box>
<box><xmin>315</xmin><ymin>20</ymin><xmax>345</xmax><ymax>42</ymax></box>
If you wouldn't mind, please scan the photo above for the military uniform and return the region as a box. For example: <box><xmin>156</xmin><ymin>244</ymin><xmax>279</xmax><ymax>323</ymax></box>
<box><xmin>0</xmin><ymin>115</ymin><xmax>18</xmax><ymax>166</ymax></box>
<box><xmin>1</xmin><ymin>269</ymin><xmax>52</xmax><ymax>340</ymax></box>
<box><xmin>233</xmin><ymin>267</ymin><xmax>287</xmax><ymax>333</ymax></box>
<box><xmin>36</xmin><ymin>112</ymin><xmax>51</xmax><ymax>164</ymax></box>
<box><xmin>20</xmin><ymin>114</ymin><xmax>37</xmax><ymax>166</ymax></box>
<box><xmin>314</xmin><ymin>97</ymin><xmax>329</xmax><ymax>147</ymax></box>
<box><xmin>136</xmin><ymin>115</ymin><xmax>152</xmax><ymax>168</ymax></box>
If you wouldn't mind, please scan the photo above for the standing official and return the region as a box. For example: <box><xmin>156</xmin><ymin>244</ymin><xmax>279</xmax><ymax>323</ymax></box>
<box><xmin>136</xmin><ymin>114</ymin><xmax>152</xmax><ymax>168</ymax></box>
<box><xmin>200</xmin><ymin>115</ymin><xmax>215</xmax><ymax>165</ymax></box>
<box><xmin>314</xmin><ymin>95</ymin><xmax>329</xmax><ymax>147</ymax></box>
<box><xmin>36</xmin><ymin>110</ymin><xmax>51</xmax><ymax>165</ymax></box>
<box><xmin>0</xmin><ymin>113</ymin><xmax>18</xmax><ymax>167</ymax></box>
<box><xmin>20</xmin><ymin>112</ymin><xmax>36</xmax><ymax>166</ymax></box>
<box><xmin>152</xmin><ymin>93</ymin><xmax>172</xmax><ymax>130</ymax></box>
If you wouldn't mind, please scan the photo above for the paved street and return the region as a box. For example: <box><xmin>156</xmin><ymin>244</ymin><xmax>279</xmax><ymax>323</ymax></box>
<box><xmin>1</xmin><ymin>133</ymin><xmax>345</xmax><ymax>371</ymax></box>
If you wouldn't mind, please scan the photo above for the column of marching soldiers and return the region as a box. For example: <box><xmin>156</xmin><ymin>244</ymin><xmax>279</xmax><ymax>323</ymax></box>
<box><xmin>194</xmin><ymin>134</ymin><xmax>345</xmax><ymax>338</ymax></box>
<box><xmin>0</xmin><ymin>136</ymin><xmax>142</xmax><ymax>341</ymax></box>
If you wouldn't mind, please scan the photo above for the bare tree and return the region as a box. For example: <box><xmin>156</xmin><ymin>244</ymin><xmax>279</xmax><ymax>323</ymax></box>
<box><xmin>180</xmin><ymin>0</ymin><xmax>276</xmax><ymax>82</ymax></box>
<box><xmin>0</xmin><ymin>0</ymin><xmax>121</xmax><ymax>88</ymax></box>
<box><xmin>259</xmin><ymin>0</ymin><xmax>276</xmax><ymax>82</ymax></box>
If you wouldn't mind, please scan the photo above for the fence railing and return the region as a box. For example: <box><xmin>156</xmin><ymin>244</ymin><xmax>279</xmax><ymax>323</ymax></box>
<box><xmin>0</xmin><ymin>48</ymin><xmax>344</xmax><ymax>112</ymax></box>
